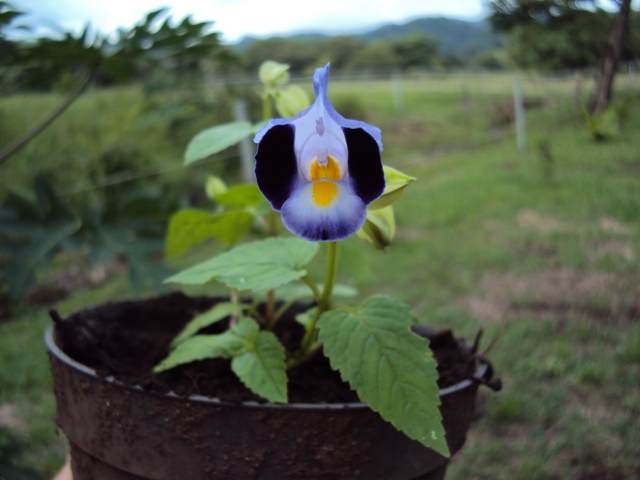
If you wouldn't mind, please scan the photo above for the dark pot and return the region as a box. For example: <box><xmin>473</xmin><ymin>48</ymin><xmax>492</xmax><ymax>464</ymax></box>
<box><xmin>46</xmin><ymin>298</ymin><xmax>495</xmax><ymax>480</ymax></box>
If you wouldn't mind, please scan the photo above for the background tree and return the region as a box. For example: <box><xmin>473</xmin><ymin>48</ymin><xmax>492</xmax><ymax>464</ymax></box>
<box><xmin>0</xmin><ymin>1</ymin><xmax>22</xmax><ymax>65</ymax></box>
<box><xmin>590</xmin><ymin>0</ymin><xmax>633</xmax><ymax>114</ymax></box>
<box><xmin>313</xmin><ymin>36</ymin><xmax>367</xmax><ymax>71</ymax></box>
<box><xmin>346</xmin><ymin>40</ymin><xmax>399</xmax><ymax>72</ymax></box>
<box><xmin>488</xmin><ymin>0</ymin><xmax>612</xmax><ymax>70</ymax></box>
<box><xmin>242</xmin><ymin>37</ymin><xmax>317</xmax><ymax>74</ymax></box>
<box><xmin>488</xmin><ymin>0</ymin><xmax>638</xmax><ymax>112</ymax></box>
<box><xmin>390</xmin><ymin>32</ymin><xmax>440</xmax><ymax>70</ymax></box>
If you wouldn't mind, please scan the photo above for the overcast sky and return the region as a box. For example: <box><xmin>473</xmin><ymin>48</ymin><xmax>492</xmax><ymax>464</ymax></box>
<box><xmin>11</xmin><ymin>0</ymin><xmax>488</xmax><ymax>43</ymax></box>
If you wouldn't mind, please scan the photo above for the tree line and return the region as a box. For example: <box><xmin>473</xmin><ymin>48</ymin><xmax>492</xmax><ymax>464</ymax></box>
<box><xmin>0</xmin><ymin>1</ymin><xmax>638</xmax><ymax>110</ymax></box>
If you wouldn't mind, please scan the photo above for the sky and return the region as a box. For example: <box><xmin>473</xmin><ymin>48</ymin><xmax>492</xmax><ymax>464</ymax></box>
<box><xmin>10</xmin><ymin>0</ymin><xmax>488</xmax><ymax>43</ymax></box>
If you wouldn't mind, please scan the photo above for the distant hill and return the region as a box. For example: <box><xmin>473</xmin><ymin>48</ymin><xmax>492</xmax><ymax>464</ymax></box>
<box><xmin>363</xmin><ymin>17</ymin><xmax>501</xmax><ymax>56</ymax></box>
<box><xmin>232</xmin><ymin>16</ymin><xmax>502</xmax><ymax>57</ymax></box>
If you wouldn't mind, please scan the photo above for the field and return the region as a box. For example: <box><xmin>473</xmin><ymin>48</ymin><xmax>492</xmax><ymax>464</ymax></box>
<box><xmin>0</xmin><ymin>71</ymin><xmax>639</xmax><ymax>479</ymax></box>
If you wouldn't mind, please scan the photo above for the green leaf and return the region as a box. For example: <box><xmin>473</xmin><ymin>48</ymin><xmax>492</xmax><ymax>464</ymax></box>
<box><xmin>317</xmin><ymin>295</ymin><xmax>448</xmax><ymax>456</ymax></box>
<box><xmin>356</xmin><ymin>206</ymin><xmax>395</xmax><ymax>250</ymax></box>
<box><xmin>231</xmin><ymin>321</ymin><xmax>288</xmax><ymax>403</ymax></box>
<box><xmin>205</xmin><ymin>176</ymin><xmax>228</xmax><ymax>200</ymax></box>
<box><xmin>172</xmin><ymin>302</ymin><xmax>245</xmax><ymax>346</ymax></box>
<box><xmin>165</xmin><ymin>210</ymin><xmax>214</xmax><ymax>257</ymax></box>
<box><xmin>369</xmin><ymin>166</ymin><xmax>416</xmax><ymax>210</ymax></box>
<box><xmin>153</xmin><ymin>331</ymin><xmax>245</xmax><ymax>373</ymax></box>
<box><xmin>215</xmin><ymin>184</ymin><xmax>265</xmax><ymax>208</ymax></box>
<box><xmin>165</xmin><ymin>209</ymin><xmax>254</xmax><ymax>257</ymax></box>
<box><xmin>208</xmin><ymin>211</ymin><xmax>255</xmax><ymax>246</ymax></box>
<box><xmin>259</xmin><ymin>60</ymin><xmax>290</xmax><ymax>87</ymax></box>
<box><xmin>275</xmin><ymin>85</ymin><xmax>311</xmax><ymax>118</ymax></box>
<box><xmin>159</xmin><ymin>318</ymin><xmax>288</xmax><ymax>402</ymax></box>
<box><xmin>1</xmin><ymin>219</ymin><xmax>81</xmax><ymax>296</ymax></box>
<box><xmin>165</xmin><ymin>237</ymin><xmax>319</xmax><ymax>292</ymax></box>
<box><xmin>185</xmin><ymin>122</ymin><xmax>255</xmax><ymax>165</ymax></box>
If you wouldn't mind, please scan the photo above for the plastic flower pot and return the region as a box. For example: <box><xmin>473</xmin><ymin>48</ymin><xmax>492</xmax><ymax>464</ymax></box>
<box><xmin>46</xmin><ymin>296</ymin><xmax>496</xmax><ymax>480</ymax></box>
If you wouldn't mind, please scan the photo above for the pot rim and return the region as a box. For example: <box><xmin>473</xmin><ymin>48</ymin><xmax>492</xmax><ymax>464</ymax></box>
<box><xmin>46</xmin><ymin>323</ymin><xmax>488</xmax><ymax>410</ymax></box>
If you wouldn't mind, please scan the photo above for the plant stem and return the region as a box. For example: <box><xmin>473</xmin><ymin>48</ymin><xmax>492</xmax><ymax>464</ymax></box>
<box><xmin>297</xmin><ymin>242</ymin><xmax>339</xmax><ymax>357</ymax></box>
<box><xmin>319</xmin><ymin>242</ymin><xmax>339</xmax><ymax>310</ymax></box>
<box><xmin>262</xmin><ymin>93</ymin><xmax>272</xmax><ymax>122</ymax></box>
<box><xmin>265</xmin><ymin>289</ymin><xmax>275</xmax><ymax>329</ymax></box>
<box><xmin>229</xmin><ymin>288</ymin><xmax>239</xmax><ymax>327</ymax></box>
<box><xmin>301</xmin><ymin>274</ymin><xmax>321</xmax><ymax>302</ymax></box>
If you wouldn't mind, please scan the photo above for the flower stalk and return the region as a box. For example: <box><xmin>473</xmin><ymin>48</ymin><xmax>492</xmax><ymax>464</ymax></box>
<box><xmin>297</xmin><ymin>241</ymin><xmax>339</xmax><ymax>358</ymax></box>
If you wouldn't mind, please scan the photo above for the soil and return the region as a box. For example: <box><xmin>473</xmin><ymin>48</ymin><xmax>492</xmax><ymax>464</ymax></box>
<box><xmin>53</xmin><ymin>292</ymin><xmax>479</xmax><ymax>404</ymax></box>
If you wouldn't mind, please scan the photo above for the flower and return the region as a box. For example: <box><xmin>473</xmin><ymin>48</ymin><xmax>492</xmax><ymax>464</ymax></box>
<box><xmin>254</xmin><ymin>63</ymin><xmax>385</xmax><ymax>242</ymax></box>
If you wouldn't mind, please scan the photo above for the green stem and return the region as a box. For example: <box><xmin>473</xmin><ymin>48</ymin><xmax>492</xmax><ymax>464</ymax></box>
<box><xmin>229</xmin><ymin>288</ymin><xmax>239</xmax><ymax>327</ymax></box>
<box><xmin>301</xmin><ymin>274</ymin><xmax>321</xmax><ymax>302</ymax></box>
<box><xmin>273</xmin><ymin>299</ymin><xmax>296</xmax><ymax>322</ymax></box>
<box><xmin>297</xmin><ymin>242</ymin><xmax>339</xmax><ymax>357</ymax></box>
<box><xmin>319</xmin><ymin>242</ymin><xmax>339</xmax><ymax>310</ymax></box>
<box><xmin>262</xmin><ymin>93</ymin><xmax>272</xmax><ymax>122</ymax></box>
<box><xmin>265</xmin><ymin>289</ymin><xmax>275</xmax><ymax>329</ymax></box>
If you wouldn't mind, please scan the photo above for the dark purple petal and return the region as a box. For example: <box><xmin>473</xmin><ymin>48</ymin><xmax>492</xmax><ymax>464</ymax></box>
<box><xmin>344</xmin><ymin>127</ymin><xmax>385</xmax><ymax>205</ymax></box>
<box><xmin>254</xmin><ymin>124</ymin><xmax>298</xmax><ymax>211</ymax></box>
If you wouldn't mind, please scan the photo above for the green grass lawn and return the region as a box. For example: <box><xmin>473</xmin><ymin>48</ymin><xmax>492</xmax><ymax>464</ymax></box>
<box><xmin>0</xmin><ymin>73</ymin><xmax>639</xmax><ymax>478</ymax></box>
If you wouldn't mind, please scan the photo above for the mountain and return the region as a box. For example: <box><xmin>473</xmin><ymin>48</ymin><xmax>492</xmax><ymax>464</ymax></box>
<box><xmin>232</xmin><ymin>16</ymin><xmax>502</xmax><ymax>57</ymax></box>
<box><xmin>363</xmin><ymin>17</ymin><xmax>501</xmax><ymax>56</ymax></box>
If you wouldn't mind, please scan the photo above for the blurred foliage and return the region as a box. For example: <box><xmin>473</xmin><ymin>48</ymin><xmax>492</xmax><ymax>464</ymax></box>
<box><xmin>241</xmin><ymin>32</ymin><xmax>449</xmax><ymax>75</ymax></box>
<box><xmin>0</xmin><ymin>174</ymin><xmax>176</xmax><ymax>298</ymax></box>
<box><xmin>488</xmin><ymin>0</ymin><xmax>640</xmax><ymax>70</ymax></box>
<box><xmin>2</xmin><ymin>7</ymin><xmax>233</xmax><ymax>91</ymax></box>
<box><xmin>0</xmin><ymin>426</ymin><xmax>40</xmax><ymax>480</ymax></box>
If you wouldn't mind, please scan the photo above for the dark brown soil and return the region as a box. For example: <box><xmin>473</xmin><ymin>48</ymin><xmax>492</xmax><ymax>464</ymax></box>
<box><xmin>53</xmin><ymin>292</ymin><xmax>479</xmax><ymax>404</ymax></box>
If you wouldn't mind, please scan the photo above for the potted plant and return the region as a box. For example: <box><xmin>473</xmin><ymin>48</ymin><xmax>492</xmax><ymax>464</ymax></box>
<box><xmin>47</xmin><ymin>62</ymin><xmax>499</xmax><ymax>480</ymax></box>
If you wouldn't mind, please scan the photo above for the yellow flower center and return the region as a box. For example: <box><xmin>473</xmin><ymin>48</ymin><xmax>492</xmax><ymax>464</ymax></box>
<box><xmin>309</xmin><ymin>155</ymin><xmax>341</xmax><ymax>208</ymax></box>
<box><xmin>309</xmin><ymin>155</ymin><xmax>341</xmax><ymax>181</ymax></box>
<box><xmin>312</xmin><ymin>181</ymin><xmax>338</xmax><ymax>208</ymax></box>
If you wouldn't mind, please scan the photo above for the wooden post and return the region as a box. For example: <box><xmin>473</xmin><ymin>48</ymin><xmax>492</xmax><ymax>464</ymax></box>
<box><xmin>232</xmin><ymin>100</ymin><xmax>255</xmax><ymax>183</ymax></box>
<box><xmin>513</xmin><ymin>77</ymin><xmax>527</xmax><ymax>151</ymax></box>
<box><xmin>461</xmin><ymin>84</ymin><xmax>471</xmax><ymax>134</ymax></box>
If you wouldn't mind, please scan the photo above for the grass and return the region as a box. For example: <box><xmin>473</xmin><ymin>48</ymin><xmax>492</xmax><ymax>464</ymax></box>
<box><xmin>0</xmin><ymin>72</ymin><xmax>639</xmax><ymax>478</ymax></box>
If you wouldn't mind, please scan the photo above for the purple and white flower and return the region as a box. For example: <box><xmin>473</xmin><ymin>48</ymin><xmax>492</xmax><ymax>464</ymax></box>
<box><xmin>254</xmin><ymin>63</ymin><xmax>385</xmax><ymax>242</ymax></box>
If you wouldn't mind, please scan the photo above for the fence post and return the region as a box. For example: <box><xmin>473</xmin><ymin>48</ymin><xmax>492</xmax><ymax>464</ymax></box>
<box><xmin>461</xmin><ymin>84</ymin><xmax>472</xmax><ymax>135</ymax></box>
<box><xmin>513</xmin><ymin>77</ymin><xmax>527</xmax><ymax>151</ymax></box>
<box><xmin>232</xmin><ymin>100</ymin><xmax>255</xmax><ymax>183</ymax></box>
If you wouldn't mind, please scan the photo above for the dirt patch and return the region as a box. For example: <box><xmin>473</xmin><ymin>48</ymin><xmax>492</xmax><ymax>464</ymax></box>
<box><xmin>459</xmin><ymin>269</ymin><xmax>640</xmax><ymax>323</ymax></box>
<box><xmin>517</xmin><ymin>210</ymin><xmax>565</xmax><ymax>232</ymax></box>
<box><xmin>594</xmin><ymin>240</ymin><xmax>635</xmax><ymax>262</ymax></box>
<box><xmin>598</xmin><ymin>217</ymin><xmax>633</xmax><ymax>235</ymax></box>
